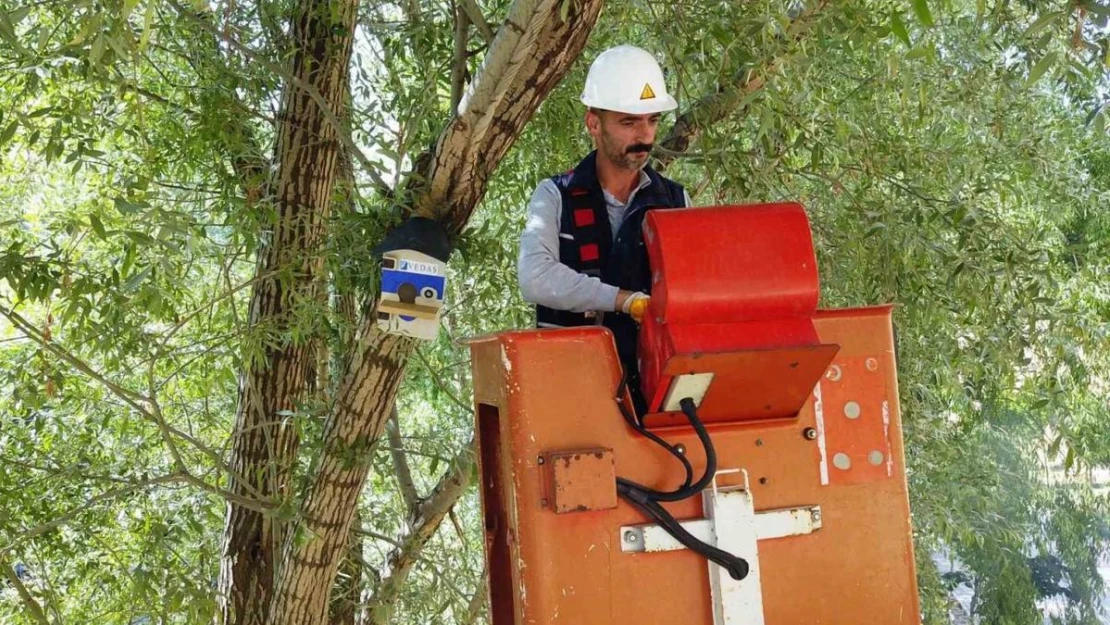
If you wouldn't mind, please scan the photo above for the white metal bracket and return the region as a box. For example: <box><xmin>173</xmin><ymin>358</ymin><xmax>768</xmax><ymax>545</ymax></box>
<box><xmin>619</xmin><ymin>470</ymin><xmax>822</xmax><ymax>625</ymax></box>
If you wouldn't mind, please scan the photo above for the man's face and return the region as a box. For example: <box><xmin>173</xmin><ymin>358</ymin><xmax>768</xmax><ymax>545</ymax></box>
<box><xmin>587</xmin><ymin>109</ymin><xmax>662</xmax><ymax>171</ymax></box>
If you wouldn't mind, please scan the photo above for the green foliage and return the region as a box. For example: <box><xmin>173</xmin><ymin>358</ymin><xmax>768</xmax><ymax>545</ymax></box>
<box><xmin>1</xmin><ymin>0</ymin><xmax>1108</xmax><ymax>624</ymax></box>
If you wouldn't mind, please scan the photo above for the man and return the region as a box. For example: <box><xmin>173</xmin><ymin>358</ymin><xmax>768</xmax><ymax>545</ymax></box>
<box><xmin>518</xmin><ymin>45</ymin><xmax>688</xmax><ymax>414</ymax></box>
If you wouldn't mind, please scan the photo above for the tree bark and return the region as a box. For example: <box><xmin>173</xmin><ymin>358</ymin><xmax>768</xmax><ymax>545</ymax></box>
<box><xmin>267</xmin><ymin>330</ymin><xmax>411</xmax><ymax>625</ymax></box>
<box><xmin>265</xmin><ymin>1</ymin><xmax>604</xmax><ymax>623</ymax></box>
<box><xmin>217</xmin><ymin>1</ymin><xmax>359</xmax><ymax>623</ymax></box>
<box><xmin>413</xmin><ymin>0</ymin><xmax>606</xmax><ymax>235</ymax></box>
<box><xmin>328</xmin><ymin>508</ymin><xmax>363</xmax><ymax>625</ymax></box>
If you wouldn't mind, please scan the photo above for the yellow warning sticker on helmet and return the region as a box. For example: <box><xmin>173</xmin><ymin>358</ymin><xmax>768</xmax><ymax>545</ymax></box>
<box><xmin>640</xmin><ymin>83</ymin><xmax>656</xmax><ymax>100</ymax></box>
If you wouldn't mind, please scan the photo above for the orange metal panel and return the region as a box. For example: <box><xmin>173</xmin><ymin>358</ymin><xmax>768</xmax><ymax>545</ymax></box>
<box><xmin>546</xmin><ymin>448</ymin><xmax>618</xmax><ymax>514</ymax></box>
<box><xmin>469</xmin><ymin>307</ymin><xmax>919</xmax><ymax>625</ymax></box>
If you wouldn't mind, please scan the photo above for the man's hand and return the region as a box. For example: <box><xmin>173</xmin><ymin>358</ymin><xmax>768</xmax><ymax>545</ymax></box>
<box><xmin>628</xmin><ymin>295</ymin><xmax>650</xmax><ymax>323</ymax></box>
<box><xmin>619</xmin><ymin>291</ymin><xmax>650</xmax><ymax>323</ymax></box>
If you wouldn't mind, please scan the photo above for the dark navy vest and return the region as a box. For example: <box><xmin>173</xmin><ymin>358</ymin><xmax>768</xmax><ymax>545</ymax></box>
<box><xmin>534</xmin><ymin>151</ymin><xmax>685</xmax><ymax>412</ymax></box>
<box><xmin>535</xmin><ymin>151</ymin><xmax>686</xmax><ymax>329</ymax></box>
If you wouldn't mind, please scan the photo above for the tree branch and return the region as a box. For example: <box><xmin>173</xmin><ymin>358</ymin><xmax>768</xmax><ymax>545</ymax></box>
<box><xmin>0</xmin><ymin>306</ymin><xmax>264</xmax><ymax>503</ymax></box>
<box><xmin>366</xmin><ymin>438</ymin><xmax>476</xmax><ymax>625</ymax></box>
<box><xmin>462</xmin><ymin>566</ymin><xmax>489</xmax><ymax>625</ymax></box>
<box><xmin>451</xmin><ymin>1</ymin><xmax>472</xmax><ymax>113</ymax></box>
<box><xmin>411</xmin><ymin>0</ymin><xmax>606</xmax><ymax>232</ymax></box>
<box><xmin>413</xmin><ymin>347</ymin><xmax>471</xmax><ymax>413</ymax></box>
<box><xmin>167</xmin><ymin>0</ymin><xmax>394</xmax><ymax>197</ymax></box>
<box><xmin>2</xmin><ymin>472</ymin><xmax>191</xmax><ymax>552</ymax></box>
<box><xmin>329</xmin><ymin>508</ymin><xmax>363</xmax><ymax>625</ymax></box>
<box><xmin>216</xmin><ymin>0</ymin><xmax>363</xmax><ymax>622</ymax></box>
<box><xmin>403</xmin><ymin>0</ymin><xmax>422</xmax><ymax>24</ymax></box>
<box><xmin>387</xmin><ymin>406</ymin><xmax>421</xmax><ymax>514</ymax></box>
<box><xmin>655</xmin><ymin>0</ymin><xmax>830</xmax><ymax>170</ymax></box>
<box><xmin>459</xmin><ymin>0</ymin><xmax>496</xmax><ymax>43</ymax></box>
<box><xmin>2</xmin><ymin>306</ymin><xmax>150</xmax><ymax>408</ymax></box>
<box><xmin>162</xmin><ymin>0</ymin><xmax>270</xmax><ymax>202</ymax></box>
<box><xmin>1</xmin><ymin>558</ymin><xmax>49</xmax><ymax>625</ymax></box>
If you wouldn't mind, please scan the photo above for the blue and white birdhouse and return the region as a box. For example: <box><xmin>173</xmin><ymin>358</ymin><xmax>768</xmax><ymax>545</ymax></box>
<box><xmin>374</xmin><ymin>217</ymin><xmax>452</xmax><ymax>341</ymax></box>
<box><xmin>377</xmin><ymin>249</ymin><xmax>447</xmax><ymax>340</ymax></box>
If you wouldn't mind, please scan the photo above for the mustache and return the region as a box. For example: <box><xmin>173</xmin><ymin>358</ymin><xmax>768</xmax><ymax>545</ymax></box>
<box><xmin>626</xmin><ymin>143</ymin><xmax>654</xmax><ymax>154</ymax></box>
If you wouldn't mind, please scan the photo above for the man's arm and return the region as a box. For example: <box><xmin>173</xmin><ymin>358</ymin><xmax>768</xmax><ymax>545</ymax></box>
<box><xmin>518</xmin><ymin>180</ymin><xmax>620</xmax><ymax>313</ymax></box>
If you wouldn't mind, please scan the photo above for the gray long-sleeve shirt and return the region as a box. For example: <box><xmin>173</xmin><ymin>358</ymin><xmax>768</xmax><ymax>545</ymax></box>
<box><xmin>517</xmin><ymin>171</ymin><xmax>689</xmax><ymax>313</ymax></box>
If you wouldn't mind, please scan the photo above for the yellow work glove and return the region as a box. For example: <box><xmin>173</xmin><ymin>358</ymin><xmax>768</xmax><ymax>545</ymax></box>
<box><xmin>623</xmin><ymin>292</ymin><xmax>650</xmax><ymax>323</ymax></box>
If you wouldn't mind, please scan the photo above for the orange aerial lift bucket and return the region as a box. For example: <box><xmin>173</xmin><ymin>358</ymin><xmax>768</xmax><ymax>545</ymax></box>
<box><xmin>469</xmin><ymin>203</ymin><xmax>920</xmax><ymax>624</ymax></box>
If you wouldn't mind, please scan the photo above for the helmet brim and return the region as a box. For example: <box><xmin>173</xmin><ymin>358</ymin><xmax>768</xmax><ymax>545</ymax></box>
<box><xmin>581</xmin><ymin>94</ymin><xmax>679</xmax><ymax>115</ymax></box>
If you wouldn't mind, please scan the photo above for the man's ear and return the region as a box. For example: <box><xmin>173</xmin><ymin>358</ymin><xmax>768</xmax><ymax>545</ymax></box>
<box><xmin>585</xmin><ymin>108</ymin><xmax>602</xmax><ymax>137</ymax></box>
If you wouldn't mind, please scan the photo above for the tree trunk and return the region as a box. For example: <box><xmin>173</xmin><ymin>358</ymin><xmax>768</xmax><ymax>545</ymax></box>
<box><xmin>268</xmin><ymin>330</ymin><xmax>412</xmax><ymax>625</ymax></box>
<box><xmin>217</xmin><ymin>1</ymin><xmax>359</xmax><ymax>623</ymax></box>
<box><xmin>264</xmin><ymin>1</ymin><xmax>604</xmax><ymax>623</ymax></box>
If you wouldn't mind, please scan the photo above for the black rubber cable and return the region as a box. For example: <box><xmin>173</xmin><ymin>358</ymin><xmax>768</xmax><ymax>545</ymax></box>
<box><xmin>615</xmin><ymin>373</ymin><xmax>693</xmax><ymax>491</ymax></box>
<box><xmin>614</xmin><ymin>394</ymin><xmax>750</xmax><ymax>581</ymax></box>
<box><xmin>625</xmin><ymin>490</ymin><xmax>750</xmax><ymax>581</ymax></box>
<box><xmin>617</xmin><ymin>398</ymin><xmax>716</xmax><ymax>502</ymax></box>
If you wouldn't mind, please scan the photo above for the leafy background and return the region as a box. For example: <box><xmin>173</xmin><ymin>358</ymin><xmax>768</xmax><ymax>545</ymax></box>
<box><xmin>2</xmin><ymin>0</ymin><xmax>1109</xmax><ymax>623</ymax></box>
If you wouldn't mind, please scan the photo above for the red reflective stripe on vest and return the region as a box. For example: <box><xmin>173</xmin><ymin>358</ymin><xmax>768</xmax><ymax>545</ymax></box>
<box><xmin>573</xmin><ymin>208</ymin><xmax>595</xmax><ymax>227</ymax></box>
<box><xmin>579</xmin><ymin>243</ymin><xmax>599</xmax><ymax>262</ymax></box>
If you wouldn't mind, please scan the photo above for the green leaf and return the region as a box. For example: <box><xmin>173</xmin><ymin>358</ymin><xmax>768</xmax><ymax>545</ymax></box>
<box><xmin>0</xmin><ymin>120</ymin><xmax>17</xmax><ymax>146</ymax></box>
<box><xmin>140</xmin><ymin>0</ymin><xmax>157</xmax><ymax>50</ymax></box>
<box><xmin>122</xmin><ymin>266</ymin><xmax>152</xmax><ymax>292</ymax></box>
<box><xmin>0</xmin><ymin>12</ymin><xmax>16</xmax><ymax>47</ymax></box>
<box><xmin>125</xmin><ymin>230</ymin><xmax>155</xmax><ymax>245</ymax></box>
<box><xmin>122</xmin><ymin>0</ymin><xmax>141</xmax><ymax>21</ymax></box>
<box><xmin>912</xmin><ymin>0</ymin><xmax>934</xmax><ymax>27</ymax></box>
<box><xmin>89</xmin><ymin>214</ymin><xmax>107</xmax><ymax>240</ymax></box>
<box><xmin>1023</xmin><ymin>11</ymin><xmax>1063</xmax><ymax>39</ymax></box>
<box><xmin>1084</xmin><ymin>103</ymin><xmax>1104</xmax><ymax>125</ymax></box>
<box><xmin>1026</xmin><ymin>51</ymin><xmax>1058</xmax><ymax>87</ymax></box>
<box><xmin>905</xmin><ymin>46</ymin><xmax>931</xmax><ymax>60</ymax></box>
<box><xmin>9</xmin><ymin>6</ymin><xmax>31</xmax><ymax>24</ymax></box>
<box><xmin>891</xmin><ymin>13</ymin><xmax>912</xmax><ymax>47</ymax></box>
<box><xmin>1047</xmin><ymin>433</ymin><xmax>1063</xmax><ymax>457</ymax></box>
<box><xmin>1084</xmin><ymin>1</ymin><xmax>1110</xmax><ymax>17</ymax></box>
<box><xmin>113</xmin><ymin>197</ymin><xmax>147</xmax><ymax>214</ymax></box>
<box><xmin>89</xmin><ymin>33</ymin><xmax>105</xmax><ymax>64</ymax></box>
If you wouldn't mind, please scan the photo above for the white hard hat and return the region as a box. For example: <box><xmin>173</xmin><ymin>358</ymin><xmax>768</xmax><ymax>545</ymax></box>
<box><xmin>580</xmin><ymin>45</ymin><xmax>678</xmax><ymax>115</ymax></box>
